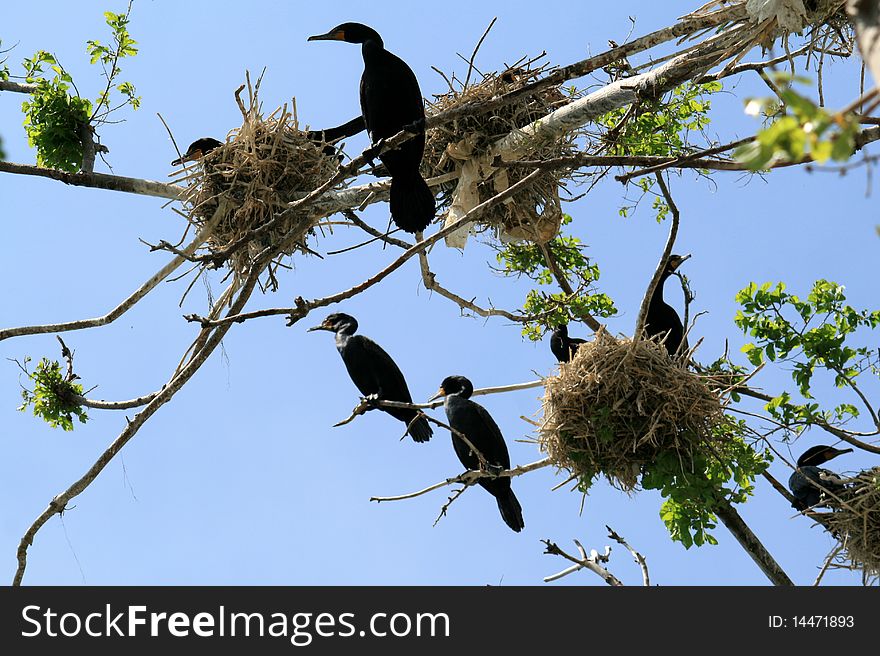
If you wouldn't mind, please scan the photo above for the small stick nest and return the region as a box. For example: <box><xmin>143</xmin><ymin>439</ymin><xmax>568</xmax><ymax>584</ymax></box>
<box><xmin>422</xmin><ymin>55</ymin><xmax>579</xmax><ymax>243</ymax></box>
<box><xmin>176</xmin><ymin>78</ymin><xmax>339</xmax><ymax>283</ymax></box>
<box><xmin>822</xmin><ymin>467</ymin><xmax>880</xmax><ymax>579</ymax></box>
<box><xmin>539</xmin><ymin>331</ymin><xmax>726</xmax><ymax>491</ymax></box>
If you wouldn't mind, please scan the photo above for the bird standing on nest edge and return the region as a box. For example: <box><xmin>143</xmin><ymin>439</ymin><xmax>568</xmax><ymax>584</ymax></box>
<box><xmin>788</xmin><ymin>445</ymin><xmax>853</xmax><ymax>511</ymax></box>
<box><xmin>308</xmin><ymin>22</ymin><xmax>435</xmax><ymax>234</ymax></box>
<box><xmin>550</xmin><ymin>324</ymin><xmax>587</xmax><ymax>363</ymax></box>
<box><xmin>645</xmin><ymin>253</ymin><xmax>690</xmax><ymax>357</ymax></box>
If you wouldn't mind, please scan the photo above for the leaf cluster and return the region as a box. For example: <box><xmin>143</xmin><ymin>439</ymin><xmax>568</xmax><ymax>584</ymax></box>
<box><xmin>735</xmin><ymin>76</ymin><xmax>860</xmax><ymax>170</ymax></box>
<box><xmin>17</xmin><ymin>357</ymin><xmax>88</xmax><ymax>431</ymax></box>
<box><xmin>495</xmin><ymin>215</ymin><xmax>617</xmax><ymax>340</ymax></box>
<box><xmin>598</xmin><ymin>80</ymin><xmax>722</xmax><ymax>222</ymax></box>
<box><xmin>641</xmin><ymin>419</ymin><xmax>772</xmax><ymax>548</ymax></box>
<box><xmin>18</xmin><ymin>5</ymin><xmax>139</xmax><ymax>172</ymax></box>
<box><xmin>735</xmin><ymin>279</ymin><xmax>880</xmax><ymax>429</ymax></box>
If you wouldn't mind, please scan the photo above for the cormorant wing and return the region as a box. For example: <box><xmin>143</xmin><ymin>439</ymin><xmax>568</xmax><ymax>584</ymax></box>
<box><xmin>343</xmin><ymin>335</ymin><xmax>414</xmax><ymax>404</ymax></box>
<box><xmin>468</xmin><ymin>402</ymin><xmax>512</xmax><ymax>470</ymax></box>
<box><xmin>359</xmin><ymin>49</ymin><xmax>424</xmax><ymax>143</ymax></box>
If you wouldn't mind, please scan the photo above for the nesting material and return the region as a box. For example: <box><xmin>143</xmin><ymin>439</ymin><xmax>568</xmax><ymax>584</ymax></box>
<box><xmin>422</xmin><ymin>56</ymin><xmax>578</xmax><ymax>244</ymax></box>
<box><xmin>822</xmin><ymin>467</ymin><xmax>880</xmax><ymax>578</ymax></box>
<box><xmin>539</xmin><ymin>331</ymin><xmax>725</xmax><ymax>491</ymax></box>
<box><xmin>175</xmin><ymin>80</ymin><xmax>339</xmax><ymax>282</ymax></box>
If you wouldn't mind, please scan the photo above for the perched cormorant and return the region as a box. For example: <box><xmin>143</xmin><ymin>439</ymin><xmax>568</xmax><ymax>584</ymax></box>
<box><xmin>788</xmin><ymin>445</ymin><xmax>853</xmax><ymax>511</ymax></box>
<box><xmin>645</xmin><ymin>253</ymin><xmax>690</xmax><ymax>356</ymax></box>
<box><xmin>431</xmin><ymin>375</ymin><xmax>524</xmax><ymax>532</ymax></box>
<box><xmin>308</xmin><ymin>22</ymin><xmax>435</xmax><ymax>233</ymax></box>
<box><xmin>308</xmin><ymin>313</ymin><xmax>432</xmax><ymax>443</ymax></box>
<box><xmin>550</xmin><ymin>324</ymin><xmax>587</xmax><ymax>363</ymax></box>
<box><xmin>170</xmin><ymin>137</ymin><xmax>222</xmax><ymax>166</ymax></box>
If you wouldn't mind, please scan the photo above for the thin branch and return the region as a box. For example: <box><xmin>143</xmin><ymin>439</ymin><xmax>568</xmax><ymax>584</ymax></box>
<box><xmin>464</xmin><ymin>17</ymin><xmax>497</xmax><ymax>89</ymax></box>
<box><xmin>537</xmin><ymin>242</ymin><xmax>603</xmax><ymax>332</ymax></box>
<box><xmin>634</xmin><ymin>173</ymin><xmax>680</xmax><ymax>339</ymax></box>
<box><xmin>418</xmin><ymin>250</ymin><xmax>533</xmax><ymax>322</ymax></box>
<box><xmin>614</xmin><ymin>136</ymin><xmax>756</xmax><ymax>183</ymax></box>
<box><xmin>606</xmin><ymin>525</ymin><xmax>650</xmax><ymax>586</ymax></box>
<box><xmin>13</xmin><ymin>256</ymin><xmax>268</xmax><ymax>586</ymax></box>
<box><xmin>0</xmin><ymin>203</ymin><xmax>223</xmax><ymax>342</ymax></box>
<box><xmin>370</xmin><ymin>459</ymin><xmax>551</xmax><ymax>503</ymax></box>
<box><xmin>814</xmin><ymin>542</ymin><xmax>846</xmax><ymax>586</ymax></box>
<box><xmin>542</xmin><ymin>539</ymin><xmax>623</xmax><ymax>586</ymax></box>
<box><xmin>187</xmin><ymin>169</ymin><xmax>546</xmax><ymax>329</ymax></box>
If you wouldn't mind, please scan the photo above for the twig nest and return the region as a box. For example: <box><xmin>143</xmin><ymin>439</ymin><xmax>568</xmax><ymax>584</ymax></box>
<box><xmin>422</xmin><ymin>57</ymin><xmax>577</xmax><ymax>244</ymax></box>
<box><xmin>822</xmin><ymin>467</ymin><xmax>880</xmax><ymax>579</ymax></box>
<box><xmin>178</xmin><ymin>80</ymin><xmax>339</xmax><ymax>280</ymax></box>
<box><xmin>539</xmin><ymin>331</ymin><xmax>725</xmax><ymax>491</ymax></box>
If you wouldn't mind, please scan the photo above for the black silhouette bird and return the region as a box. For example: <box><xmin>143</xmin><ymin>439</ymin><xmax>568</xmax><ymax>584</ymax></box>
<box><xmin>431</xmin><ymin>375</ymin><xmax>524</xmax><ymax>532</ymax></box>
<box><xmin>308</xmin><ymin>22</ymin><xmax>435</xmax><ymax>233</ymax></box>
<box><xmin>550</xmin><ymin>324</ymin><xmax>587</xmax><ymax>363</ymax></box>
<box><xmin>788</xmin><ymin>445</ymin><xmax>853</xmax><ymax>511</ymax></box>
<box><xmin>645</xmin><ymin>253</ymin><xmax>690</xmax><ymax>356</ymax></box>
<box><xmin>171</xmin><ymin>137</ymin><xmax>222</xmax><ymax>166</ymax></box>
<box><xmin>308</xmin><ymin>313</ymin><xmax>432</xmax><ymax>443</ymax></box>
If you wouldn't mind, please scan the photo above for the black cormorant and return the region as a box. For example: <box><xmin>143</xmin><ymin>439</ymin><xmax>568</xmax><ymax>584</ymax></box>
<box><xmin>308</xmin><ymin>22</ymin><xmax>435</xmax><ymax>233</ymax></box>
<box><xmin>308</xmin><ymin>313</ymin><xmax>432</xmax><ymax>443</ymax></box>
<box><xmin>170</xmin><ymin>137</ymin><xmax>222</xmax><ymax>166</ymax></box>
<box><xmin>788</xmin><ymin>445</ymin><xmax>853</xmax><ymax>511</ymax></box>
<box><xmin>645</xmin><ymin>253</ymin><xmax>690</xmax><ymax>356</ymax></box>
<box><xmin>431</xmin><ymin>375</ymin><xmax>524</xmax><ymax>532</ymax></box>
<box><xmin>550</xmin><ymin>324</ymin><xmax>587</xmax><ymax>363</ymax></box>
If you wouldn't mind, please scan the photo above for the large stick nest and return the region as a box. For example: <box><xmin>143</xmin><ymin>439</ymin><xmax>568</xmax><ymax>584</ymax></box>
<box><xmin>539</xmin><ymin>331</ymin><xmax>726</xmax><ymax>491</ymax></box>
<box><xmin>422</xmin><ymin>55</ymin><xmax>579</xmax><ymax>244</ymax></box>
<box><xmin>175</xmin><ymin>80</ymin><xmax>340</xmax><ymax>283</ymax></box>
<box><xmin>821</xmin><ymin>467</ymin><xmax>880</xmax><ymax>579</ymax></box>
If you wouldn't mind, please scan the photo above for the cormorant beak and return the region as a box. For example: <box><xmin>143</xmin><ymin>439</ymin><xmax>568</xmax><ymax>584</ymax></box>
<box><xmin>170</xmin><ymin>149</ymin><xmax>202</xmax><ymax>166</ymax></box>
<box><xmin>307</xmin><ymin>323</ymin><xmax>333</xmax><ymax>333</ymax></box>
<box><xmin>825</xmin><ymin>447</ymin><xmax>854</xmax><ymax>462</ymax></box>
<box><xmin>679</xmin><ymin>253</ymin><xmax>692</xmax><ymax>263</ymax></box>
<box><xmin>308</xmin><ymin>30</ymin><xmax>346</xmax><ymax>42</ymax></box>
<box><xmin>428</xmin><ymin>387</ymin><xmax>447</xmax><ymax>402</ymax></box>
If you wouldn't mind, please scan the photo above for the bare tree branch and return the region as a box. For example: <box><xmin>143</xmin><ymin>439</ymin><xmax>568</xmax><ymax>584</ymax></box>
<box><xmin>0</xmin><ymin>202</ymin><xmax>224</xmax><ymax>343</ymax></box>
<box><xmin>370</xmin><ymin>459</ymin><xmax>550</xmax><ymax>503</ymax></box>
<box><xmin>542</xmin><ymin>539</ymin><xmax>624</xmax><ymax>586</ymax></box>
<box><xmin>13</xmin><ymin>256</ymin><xmax>268</xmax><ymax>586</ymax></box>
<box><xmin>634</xmin><ymin>173</ymin><xmax>680</xmax><ymax>340</ymax></box>
<box><xmin>0</xmin><ymin>161</ymin><xmax>183</xmax><ymax>199</ymax></box>
<box><xmin>606</xmin><ymin>525</ymin><xmax>650</xmax><ymax>586</ymax></box>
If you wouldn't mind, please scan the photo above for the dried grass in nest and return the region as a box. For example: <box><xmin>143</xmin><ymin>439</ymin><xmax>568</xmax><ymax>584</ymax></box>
<box><xmin>539</xmin><ymin>331</ymin><xmax>726</xmax><ymax>491</ymax></box>
<box><xmin>822</xmin><ymin>467</ymin><xmax>880</xmax><ymax>578</ymax></box>
<box><xmin>175</xmin><ymin>80</ymin><xmax>340</xmax><ymax>283</ymax></box>
<box><xmin>422</xmin><ymin>55</ymin><xmax>578</xmax><ymax>243</ymax></box>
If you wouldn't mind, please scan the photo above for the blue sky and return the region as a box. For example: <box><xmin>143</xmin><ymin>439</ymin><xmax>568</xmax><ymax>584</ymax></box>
<box><xmin>1</xmin><ymin>1</ymin><xmax>877</xmax><ymax>586</ymax></box>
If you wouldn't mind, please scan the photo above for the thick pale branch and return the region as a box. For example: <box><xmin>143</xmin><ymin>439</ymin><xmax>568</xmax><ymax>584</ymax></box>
<box><xmin>713</xmin><ymin>497</ymin><xmax>794</xmax><ymax>586</ymax></box>
<box><xmin>848</xmin><ymin>0</ymin><xmax>880</xmax><ymax>84</ymax></box>
<box><xmin>0</xmin><ymin>80</ymin><xmax>38</xmax><ymax>94</ymax></box>
<box><xmin>0</xmin><ymin>161</ymin><xmax>183</xmax><ymax>199</ymax></box>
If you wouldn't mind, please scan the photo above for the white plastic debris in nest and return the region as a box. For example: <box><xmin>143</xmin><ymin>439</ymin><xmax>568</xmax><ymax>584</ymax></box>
<box><xmin>746</xmin><ymin>0</ymin><xmax>809</xmax><ymax>32</ymax></box>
